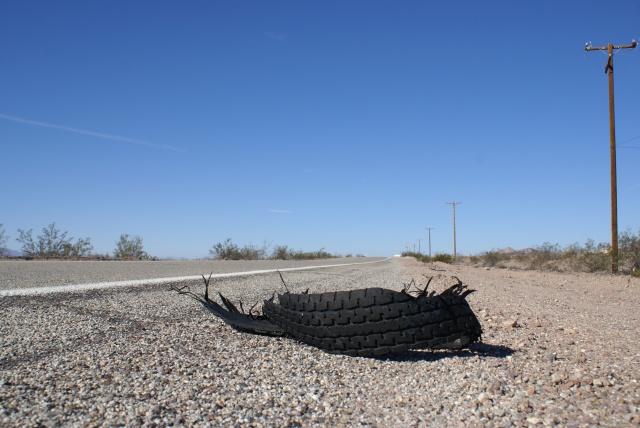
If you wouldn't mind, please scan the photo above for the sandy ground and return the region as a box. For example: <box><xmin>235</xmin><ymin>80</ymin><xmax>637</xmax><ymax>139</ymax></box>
<box><xmin>410</xmin><ymin>258</ymin><xmax>640</xmax><ymax>426</ymax></box>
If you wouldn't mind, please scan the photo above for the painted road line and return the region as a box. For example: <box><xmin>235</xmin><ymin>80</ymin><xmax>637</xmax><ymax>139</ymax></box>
<box><xmin>0</xmin><ymin>258</ymin><xmax>391</xmax><ymax>297</ymax></box>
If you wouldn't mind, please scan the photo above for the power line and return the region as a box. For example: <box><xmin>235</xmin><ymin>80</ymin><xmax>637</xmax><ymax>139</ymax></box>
<box><xmin>620</xmin><ymin>135</ymin><xmax>640</xmax><ymax>144</ymax></box>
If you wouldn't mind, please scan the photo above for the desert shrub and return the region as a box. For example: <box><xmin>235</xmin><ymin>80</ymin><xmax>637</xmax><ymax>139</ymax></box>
<box><xmin>210</xmin><ymin>238</ymin><xmax>240</xmax><ymax>260</ymax></box>
<box><xmin>210</xmin><ymin>238</ymin><xmax>264</xmax><ymax>260</ymax></box>
<box><xmin>17</xmin><ymin>223</ymin><xmax>93</xmax><ymax>257</ymax></box>
<box><xmin>113</xmin><ymin>234</ymin><xmax>149</xmax><ymax>259</ymax></box>
<box><xmin>401</xmin><ymin>251</ymin><xmax>431</xmax><ymax>263</ymax></box>
<box><xmin>528</xmin><ymin>242</ymin><xmax>562</xmax><ymax>270</ymax></box>
<box><xmin>619</xmin><ymin>229</ymin><xmax>640</xmax><ymax>276</ymax></box>
<box><xmin>576</xmin><ymin>239</ymin><xmax>610</xmax><ymax>273</ymax></box>
<box><xmin>289</xmin><ymin>248</ymin><xmax>335</xmax><ymax>260</ymax></box>
<box><xmin>471</xmin><ymin>231</ymin><xmax>639</xmax><ymax>275</ymax></box>
<box><xmin>433</xmin><ymin>253</ymin><xmax>453</xmax><ymax>264</ymax></box>
<box><xmin>481</xmin><ymin>250</ymin><xmax>501</xmax><ymax>267</ymax></box>
<box><xmin>561</xmin><ymin>243</ymin><xmax>582</xmax><ymax>260</ymax></box>
<box><xmin>211</xmin><ymin>239</ymin><xmax>333</xmax><ymax>261</ymax></box>
<box><xmin>0</xmin><ymin>224</ymin><xmax>8</xmax><ymax>255</ymax></box>
<box><xmin>238</xmin><ymin>242</ymin><xmax>269</xmax><ymax>260</ymax></box>
<box><xmin>270</xmin><ymin>245</ymin><xmax>291</xmax><ymax>260</ymax></box>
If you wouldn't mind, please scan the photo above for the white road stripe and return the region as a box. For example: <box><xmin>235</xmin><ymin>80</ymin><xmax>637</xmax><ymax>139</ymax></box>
<box><xmin>0</xmin><ymin>258</ymin><xmax>390</xmax><ymax>297</ymax></box>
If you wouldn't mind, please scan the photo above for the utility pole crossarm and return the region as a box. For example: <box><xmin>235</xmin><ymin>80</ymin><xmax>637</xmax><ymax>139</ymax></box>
<box><xmin>585</xmin><ymin>40</ymin><xmax>637</xmax><ymax>52</ymax></box>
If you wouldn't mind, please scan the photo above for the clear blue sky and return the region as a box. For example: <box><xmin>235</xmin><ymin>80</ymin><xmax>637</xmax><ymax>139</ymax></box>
<box><xmin>2</xmin><ymin>1</ymin><xmax>639</xmax><ymax>259</ymax></box>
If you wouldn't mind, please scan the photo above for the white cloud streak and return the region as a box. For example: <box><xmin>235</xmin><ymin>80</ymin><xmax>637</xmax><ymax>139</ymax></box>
<box><xmin>264</xmin><ymin>32</ymin><xmax>286</xmax><ymax>42</ymax></box>
<box><xmin>0</xmin><ymin>113</ymin><xmax>183</xmax><ymax>152</ymax></box>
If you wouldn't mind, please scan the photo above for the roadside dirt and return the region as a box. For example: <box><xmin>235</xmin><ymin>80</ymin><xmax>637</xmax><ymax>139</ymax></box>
<box><xmin>401</xmin><ymin>257</ymin><xmax>640</xmax><ymax>425</ymax></box>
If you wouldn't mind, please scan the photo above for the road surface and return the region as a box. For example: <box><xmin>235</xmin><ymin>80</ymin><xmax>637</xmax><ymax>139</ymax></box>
<box><xmin>0</xmin><ymin>257</ymin><xmax>389</xmax><ymax>295</ymax></box>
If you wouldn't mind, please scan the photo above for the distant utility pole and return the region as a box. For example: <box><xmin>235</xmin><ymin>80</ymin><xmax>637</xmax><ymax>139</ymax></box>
<box><xmin>417</xmin><ymin>238</ymin><xmax>422</xmax><ymax>254</ymax></box>
<box><xmin>425</xmin><ymin>227</ymin><xmax>435</xmax><ymax>258</ymax></box>
<box><xmin>446</xmin><ymin>202</ymin><xmax>462</xmax><ymax>260</ymax></box>
<box><xmin>585</xmin><ymin>39</ymin><xmax>637</xmax><ymax>273</ymax></box>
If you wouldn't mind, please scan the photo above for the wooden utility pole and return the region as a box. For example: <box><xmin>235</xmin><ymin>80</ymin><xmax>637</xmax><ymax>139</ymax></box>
<box><xmin>417</xmin><ymin>239</ymin><xmax>422</xmax><ymax>254</ymax></box>
<box><xmin>425</xmin><ymin>227</ymin><xmax>435</xmax><ymax>258</ymax></box>
<box><xmin>585</xmin><ymin>39</ymin><xmax>637</xmax><ymax>273</ymax></box>
<box><xmin>446</xmin><ymin>202</ymin><xmax>462</xmax><ymax>260</ymax></box>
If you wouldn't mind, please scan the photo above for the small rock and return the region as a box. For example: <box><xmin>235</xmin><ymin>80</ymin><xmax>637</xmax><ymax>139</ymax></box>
<box><xmin>571</xmin><ymin>355</ymin><xmax>587</xmax><ymax>364</ymax></box>
<box><xmin>517</xmin><ymin>399</ymin><xmax>532</xmax><ymax>412</ymax></box>
<box><xmin>566</xmin><ymin>377</ymin><xmax>581</xmax><ymax>388</ymax></box>
<box><xmin>551</xmin><ymin>373</ymin><xmax>565</xmax><ymax>384</ymax></box>
<box><xmin>525</xmin><ymin>386</ymin><xmax>536</xmax><ymax>396</ymax></box>
<box><xmin>614</xmin><ymin>404</ymin><xmax>629</xmax><ymax>414</ymax></box>
<box><xmin>477</xmin><ymin>392</ymin><xmax>491</xmax><ymax>404</ymax></box>
<box><xmin>501</xmin><ymin>319</ymin><xmax>518</xmax><ymax>329</ymax></box>
<box><xmin>526</xmin><ymin>417</ymin><xmax>542</xmax><ymax>425</ymax></box>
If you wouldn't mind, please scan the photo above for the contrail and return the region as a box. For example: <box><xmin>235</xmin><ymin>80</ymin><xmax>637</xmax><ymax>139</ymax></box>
<box><xmin>0</xmin><ymin>113</ymin><xmax>183</xmax><ymax>152</ymax></box>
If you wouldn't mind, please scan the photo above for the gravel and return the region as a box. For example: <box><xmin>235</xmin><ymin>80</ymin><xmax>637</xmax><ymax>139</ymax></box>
<box><xmin>1</xmin><ymin>257</ymin><xmax>639</xmax><ymax>427</ymax></box>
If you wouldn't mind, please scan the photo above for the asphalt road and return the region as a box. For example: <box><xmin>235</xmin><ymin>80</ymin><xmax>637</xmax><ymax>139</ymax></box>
<box><xmin>0</xmin><ymin>258</ymin><xmax>389</xmax><ymax>293</ymax></box>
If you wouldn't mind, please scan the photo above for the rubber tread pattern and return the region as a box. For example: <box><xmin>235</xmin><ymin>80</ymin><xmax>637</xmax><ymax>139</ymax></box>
<box><xmin>262</xmin><ymin>286</ymin><xmax>482</xmax><ymax>357</ymax></box>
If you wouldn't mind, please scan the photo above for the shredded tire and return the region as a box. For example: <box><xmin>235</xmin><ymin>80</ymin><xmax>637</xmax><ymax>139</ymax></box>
<box><xmin>262</xmin><ymin>283</ymin><xmax>482</xmax><ymax>357</ymax></box>
<box><xmin>173</xmin><ymin>275</ymin><xmax>482</xmax><ymax>358</ymax></box>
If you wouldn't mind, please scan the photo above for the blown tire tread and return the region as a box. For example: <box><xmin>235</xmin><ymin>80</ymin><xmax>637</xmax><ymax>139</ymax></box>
<box><xmin>262</xmin><ymin>286</ymin><xmax>482</xmax><ymax>357</ymax></box>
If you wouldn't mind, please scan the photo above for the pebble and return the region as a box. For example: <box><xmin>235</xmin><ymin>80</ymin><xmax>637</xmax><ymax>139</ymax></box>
<box><xmin>501</xmin><ymin>319</ymin><xmax>518</xmax><ymax>329</ymax></box>
<box><xmin>477</xmin><ymin>392</ymin><xmax>491</xmax><ymax>404</ymax></box>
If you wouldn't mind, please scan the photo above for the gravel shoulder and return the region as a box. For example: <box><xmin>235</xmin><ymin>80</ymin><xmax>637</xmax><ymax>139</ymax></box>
<box><xmin>1</xmin><ymin>257</ymin><xmax>639</xmax><ymax>427</ymax></box>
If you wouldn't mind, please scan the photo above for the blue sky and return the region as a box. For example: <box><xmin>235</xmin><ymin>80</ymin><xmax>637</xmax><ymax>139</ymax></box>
<box><xmin>1</xmin><ymin>1</ymin><xmax>639</xmax><ymax>259</ymax></box>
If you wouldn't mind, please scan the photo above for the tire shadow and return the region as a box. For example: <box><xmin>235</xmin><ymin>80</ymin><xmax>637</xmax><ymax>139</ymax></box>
<box><xmin>376</xmin><ymin>343</ymin><xmax>515</xmax><ymax>362</ymax></box>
